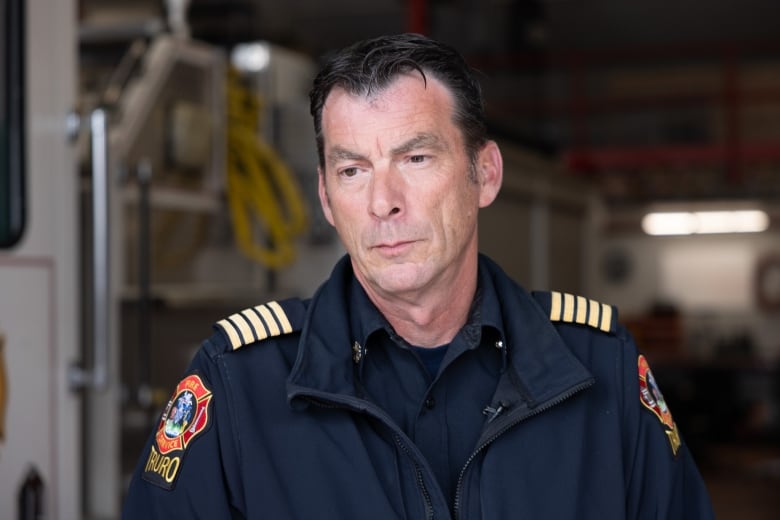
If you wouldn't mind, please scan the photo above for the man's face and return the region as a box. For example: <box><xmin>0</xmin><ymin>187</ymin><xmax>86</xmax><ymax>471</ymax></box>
<box><xmin>318</xmin><ymin>73</ymin><xmax>501</xmax><ymax>302</ymax></box>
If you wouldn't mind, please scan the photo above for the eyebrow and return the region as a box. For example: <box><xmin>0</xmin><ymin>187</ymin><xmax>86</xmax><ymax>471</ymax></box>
<box><xmin>326</xmin><ymin>146</ymin><xmax>366</xmax><ymax>166</ymax></box>
<box><xmin>390</xmin><ymin>132</ymin><xmax>447</xmax><ymax>156</ymax></box>
<box><xmin>325</xmin><ymin>132</ymin><xmax>447</xmax><ymax>167</ymax></box>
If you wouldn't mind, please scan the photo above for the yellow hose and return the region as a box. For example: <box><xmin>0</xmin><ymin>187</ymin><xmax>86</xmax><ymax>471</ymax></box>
<box><xmin>226</xmin><ymin>69</ymin><xmax>308</xmax><ymax>269</ymax></box>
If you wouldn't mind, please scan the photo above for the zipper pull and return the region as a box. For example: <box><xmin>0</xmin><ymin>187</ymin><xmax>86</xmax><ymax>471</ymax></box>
<box><xmin>482</xmin><ymin>401</ymin><xmax>509</xmax><ymax>423</ymax></box>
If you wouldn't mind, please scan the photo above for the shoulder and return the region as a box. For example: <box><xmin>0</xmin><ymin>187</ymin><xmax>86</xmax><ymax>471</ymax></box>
<box><xmin>531</xmin><ymin>291</ymin><xmax>689</xmax><ymax>457</ymax></box>
<box><xmin>202</xmin><ymin>297</ymin><xmax>309</xmax><ymax>358</ymax></box>
<box><xmin>479</xmin><ymin>255</ymin><xmax>619</xmax><ymax>336</ymax></box>
<box><xmin>531</xmin><ymin>290</ymin><xmax>619</xmax><ymax>335</ymax></box>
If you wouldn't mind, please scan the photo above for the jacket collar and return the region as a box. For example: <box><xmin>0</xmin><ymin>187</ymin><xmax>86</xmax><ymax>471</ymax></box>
<box><xmin>287</xmin><ymin>255</ymin><xmax>593</xmax><ymax>408</ymax></box>
<box><xmin>478</xmin><ymin>255</ymin><xmax>593</xmax><ymax>407</ymax></box>
<box><xmin>288</xmin><ymin>255</ymin><xmax>358</xmax><ymax>399</ymax></box>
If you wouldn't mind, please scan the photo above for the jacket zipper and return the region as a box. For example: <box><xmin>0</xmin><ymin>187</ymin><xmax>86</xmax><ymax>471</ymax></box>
<box><xmin>393</xmin><ymin>434</ymin><xmax>435</xmax><ymax>520</ymax></box>
<box><xmin>301</xmin><ymin>393</ymin><xmax>436</xmax><ymax>519</ymax></box>
<box><xmin>452</xmin><ymin>379</ymin><xmax>594</xmax><ymax>519</ymax></box>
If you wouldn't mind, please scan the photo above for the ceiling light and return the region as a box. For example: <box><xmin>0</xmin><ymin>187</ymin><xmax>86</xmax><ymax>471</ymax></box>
<box><xmin>231</xmin><ymin>42</ymin><xmax>271</xmax><ymax>73</ymax></box>
<box><xmin>641</xmin><ymin>210</ymin><xmax>769</xmax><ymax>236</ymax></box>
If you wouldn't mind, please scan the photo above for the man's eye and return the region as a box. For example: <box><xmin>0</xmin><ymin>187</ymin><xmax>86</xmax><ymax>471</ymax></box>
<box><xmin>409</xmin><ymin>155</ymin><xmax>427</xmax><ymax>164</ymax></box>
<box><xmin>340</xmin><ymin>167</ymin><xmax>359</xmax><ymax>177</ymax></box>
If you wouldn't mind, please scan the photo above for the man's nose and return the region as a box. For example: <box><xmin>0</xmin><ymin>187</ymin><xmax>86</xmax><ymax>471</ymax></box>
<box><xmin>368</xmin><ymin>166</ymin><xmax>403</xmax><ymax>219</ymax></box>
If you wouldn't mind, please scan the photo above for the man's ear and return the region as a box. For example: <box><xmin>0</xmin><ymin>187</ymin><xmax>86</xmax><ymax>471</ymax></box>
<box><xmin>477</xmin><ymin>141</ymin><xmax>503</xmax><ymax>208</ymax></box>
<box><xmin>317</xmin><ymin>167</ymin><xmax>336</xmax><ymax>226</ymax></box>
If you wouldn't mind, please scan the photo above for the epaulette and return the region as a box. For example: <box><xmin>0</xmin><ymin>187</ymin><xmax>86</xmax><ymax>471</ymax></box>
<box><xmin>532</xmin><ymin>291</ymin><xmax>618</xmax><ymax>334</ymax></box>
<box><xmin>214</xmin><ymin>298</ymin><xmax>306</xmax><ymax>350</ymax></box>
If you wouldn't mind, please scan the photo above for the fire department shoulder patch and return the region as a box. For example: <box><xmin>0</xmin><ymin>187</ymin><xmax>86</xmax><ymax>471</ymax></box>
<box><xmin>142</xmin><ymin>372</ymin><xmax>214</xmax><ymax>489</ymax></box>
<box><xmin>638</xmin><ymin>355</ymin><xmax>681</xmax><ymax>456</ymax></box>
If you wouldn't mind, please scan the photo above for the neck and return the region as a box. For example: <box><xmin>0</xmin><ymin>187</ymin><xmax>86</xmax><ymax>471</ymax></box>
<box><xmin>360</xmin><ymin>258</ymin><xmax>479</xmax><ymax>348</ymax></box>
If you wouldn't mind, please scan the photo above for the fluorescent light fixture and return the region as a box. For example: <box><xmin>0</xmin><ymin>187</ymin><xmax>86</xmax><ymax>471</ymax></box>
<box><xmin>642</xmin><ymin>210</ymin><xmax>769</xmax><ymax>236</ymax></box>
<box><xmin>231</xmin><ymin>42</ymin><xmax>271</xmax><ymax>73</ymax></box>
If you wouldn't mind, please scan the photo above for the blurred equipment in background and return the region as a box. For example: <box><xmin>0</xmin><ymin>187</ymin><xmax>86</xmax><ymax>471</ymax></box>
<box><xmin>165</xmin><ymin>0</ymin><xmax>192</xmax><ymax>39</ymax></box>
<box><xmin>226</xmin><ymin>67</ymin><xmax>308</xmax><ymax>269</ymax></box>
<box><xmin>230</xmin><ymin>41</ymin><xmax>332</xmax><ymax>247</ymax></box>
<box><xmin>17</xmin><ymin>466</ymin><xmax>44</xmax><ymax>520</ymax></box>
<box><xmin>77</xmin><ymin>14</ymin><xmax>340</xmax><ymax>505</ymax></box>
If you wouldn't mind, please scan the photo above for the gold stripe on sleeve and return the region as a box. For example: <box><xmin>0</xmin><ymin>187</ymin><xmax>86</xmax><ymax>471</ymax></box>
<box><xmin>256</xmin><ymin>304</ymin><xmax>281</xmax><ymax>338</ymax></box>
<box><xmin>241</xmin><ymin>309</ymin><xmax>269</xmax><ymax>342</ymax></box>
<box><xmin>231</xmin><ymin>314</ymin><xmax>255</xmax><ymax>345</ymax></box>
<box><xmin>563</xmin><ymin>293</ymin><xmax>575</xmax><ymax>323</ymax></box>
<box><xmin>575</xmin><ymin>295</ymin><xmax>588</xmax><ymax>324</ymax></box>
<box><xmin>217</xmin><ymin>319</ymin><xmax>242</xmax><ymax>350</ymax></box>
<box><xmin>550</xmin><ymin>291</ymin><xmax>563</xmax><ymax>321</ymax></box>
<box><xmin>268</xmin><ymin>301</ymin><xmax>293</xmax><ymax>334</ymax></box>
<box><xmin>588</xmin><ymin>299</ymin><xmax>600</xmax><ymax>328</ymax></box>
<box><xmin>599</xmin><ymin>302</ymin><xmax>613</xmax><ymax>333</ymax></box>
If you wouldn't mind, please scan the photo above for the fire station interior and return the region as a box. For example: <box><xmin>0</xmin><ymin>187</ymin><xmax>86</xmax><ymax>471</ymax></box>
<box><xmin>74</xmin><ymin>0</ymin><xmax>780</xmax><ymax>517</ymax></box>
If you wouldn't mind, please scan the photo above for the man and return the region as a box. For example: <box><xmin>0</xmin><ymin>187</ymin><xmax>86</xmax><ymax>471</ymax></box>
<box><xmin>123</xmin><ymin>33</ymin><xmax>714</xmax><ymax>518</ymax></box>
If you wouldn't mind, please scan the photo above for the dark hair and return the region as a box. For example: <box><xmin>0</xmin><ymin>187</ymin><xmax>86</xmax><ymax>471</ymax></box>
<box><xmin>309</xmin><ymin>33</ymin><xmax>487</xmax><ymax>168</ymax></box>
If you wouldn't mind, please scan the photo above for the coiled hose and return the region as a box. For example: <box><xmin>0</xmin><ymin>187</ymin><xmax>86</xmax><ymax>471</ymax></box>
<box><xmin>226</xmin><ymin>69</ymin><xmax>308</xmax><ymax>269</ymax></box>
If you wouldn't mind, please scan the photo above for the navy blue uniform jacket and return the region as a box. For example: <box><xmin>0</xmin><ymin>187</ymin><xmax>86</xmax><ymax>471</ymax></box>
<box><xmin>123</xmin><ymin>255</ymin><xmax>714</xmax><ymax>519</ymax></box>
